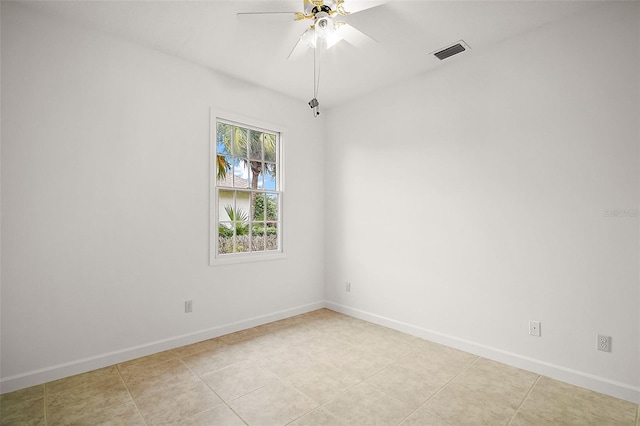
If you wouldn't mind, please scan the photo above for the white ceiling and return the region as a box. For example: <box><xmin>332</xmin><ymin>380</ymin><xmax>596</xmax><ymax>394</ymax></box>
<box><xmin>20</xmin><ymin>0</ymin><xmax>598</xmax><ymax>108</ymax></box>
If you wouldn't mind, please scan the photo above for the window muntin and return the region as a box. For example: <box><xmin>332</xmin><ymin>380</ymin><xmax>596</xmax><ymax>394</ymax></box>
<box><xmin>213</xmin><ymin>119</ymin><xmax>282</xmax><ymax>261</ymax></box>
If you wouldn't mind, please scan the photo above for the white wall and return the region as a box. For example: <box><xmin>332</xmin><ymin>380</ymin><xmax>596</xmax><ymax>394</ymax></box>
<box><xmin>1</xmin><ymin>3</ymin><xmax>325</xmax><ymax>391</ymax></box>
<box><xmin>325</xmin><ymin>2</ymin><xmax>639</xmax><ymax>402</ymax></box>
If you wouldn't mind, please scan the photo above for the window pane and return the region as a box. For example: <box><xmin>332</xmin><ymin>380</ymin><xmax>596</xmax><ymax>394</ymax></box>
<box><xmin>216</xmin><ymin>123</ymin><xmax>232</xmax><ymax>155</ymax></box>
<box><xmin>233</xmin><ymin>127</ymin><xmax>248</xmax><ymax>157</ymax></box>
<box><xmin>233</xmin><ymin>159</ymin><xmax>250</xmax><ymax>188</ymax></box>
<box><xmin>249</xmin><ymin>130</ymin><xmax>262</xmax><ymax>161</ymax></box>
<box><xmin>251</xmin><ymin>223</ymin><xmax>266</xmax><ymax>252</ymax></box>
<box><xmin>252</xmin><ymin>193</ymin><xmax>267</xmax><ymax>220</ymax></box>
<box><xmin>264</xmin><ymin>133</ymin><xmax>277</xmax><ymax>163</ymax></box>
<box><xmin>263</xmin><ymin>164</ymin><xmax>276</xmax><ymax>190</ymax></box>
<box><xmin>216</xmin><ymin>155</ymin><xmax>232</xmax><ymax>186</ymax></box>
<box><xmin>218</xmin><ymin>222</ymin><xmax>233</xmax><ymax>254</ymax></box>
<box><xmin>266</xmin><ymin>222</ymin><xmax>278</xmax><ymax>251</ymax></box>
<box><xmin>252</xmin><ymin>162</ymin><xmax>264</xmax><ymax>189</ymax></box>
<box><xmin>266</xmin><ymin>194</ymin><xmax>278</xmax><ymax>220</ymax></box>
<box><xmin>219</xmin><ymin>190</ymin><xmax>235</xmax><ymax>220</ymax></box>
<box><xmin>236</xmin><ymin>234</ymin><xmax>250</xmax><ymax>253</ymax></box>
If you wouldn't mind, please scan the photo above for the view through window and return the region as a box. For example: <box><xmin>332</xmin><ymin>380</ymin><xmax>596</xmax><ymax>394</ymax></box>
<box><xmin>213</xmin><ymin>119</ymin><xmax>281</xmax><ymax>259</ymax></box>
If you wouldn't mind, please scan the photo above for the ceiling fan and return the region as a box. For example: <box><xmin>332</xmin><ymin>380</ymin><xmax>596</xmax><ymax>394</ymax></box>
<box><xmin>238</xmin><ymin>0</ymin><xmax>378</xmax><ymax>117</ymax></box>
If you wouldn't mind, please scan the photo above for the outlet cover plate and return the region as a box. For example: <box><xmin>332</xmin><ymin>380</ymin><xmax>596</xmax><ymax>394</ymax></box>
<box><xmin>529</xmin><ymin>321</ymin><xmax>541</xmax><ymax>337</ymax></box>
<box><xmin>597</xmin><ymin>334</ymin><xmax>611</xmax><ymax>352</ymax></box>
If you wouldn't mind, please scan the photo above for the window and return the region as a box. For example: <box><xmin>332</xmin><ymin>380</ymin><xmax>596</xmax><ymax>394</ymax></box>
<box><xmin>211</xmin><ymin>116</ymin><xmax>282</xmax><ymax>263</ymax></box>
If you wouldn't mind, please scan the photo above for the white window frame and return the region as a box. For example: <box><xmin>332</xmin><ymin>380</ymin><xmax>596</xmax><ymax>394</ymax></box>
<box><xmin>209</xmin><ymin>110</ymin><xmax>286</xmax><ymax>266</ymax></box>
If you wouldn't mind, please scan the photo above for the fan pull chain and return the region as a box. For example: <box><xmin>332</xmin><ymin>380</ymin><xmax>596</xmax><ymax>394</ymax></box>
<box><xmin>308</xmin><ymin>38</ymin><xmax>322</xmax><ymax>117</ymax></box>
<box><xmin>314</xmin><ymin>38</ymin><xmax>321</xmax><ymax>98</ymax></box>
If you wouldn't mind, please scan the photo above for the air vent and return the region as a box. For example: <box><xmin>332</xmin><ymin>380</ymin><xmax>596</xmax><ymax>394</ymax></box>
<box><xmin>433</xmin><ymin>40</ymin><xmax>470</xmax><ymax>60</ymax></box>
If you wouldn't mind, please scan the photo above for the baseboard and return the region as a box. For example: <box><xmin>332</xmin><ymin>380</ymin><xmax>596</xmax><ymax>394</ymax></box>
<box><xmin>325</xmin><ymin>301</ymin><xmax>640</xmax><ymax>404</ymax></box>
<box><xmin>4</xmin><ymin>299</ymin><xmax>638</xmax><ymax>404</ymax></box>
<box><xmin>0</xmin><ymin>300</ymin><xmax>325</xmax><ymax>395</ymax></box>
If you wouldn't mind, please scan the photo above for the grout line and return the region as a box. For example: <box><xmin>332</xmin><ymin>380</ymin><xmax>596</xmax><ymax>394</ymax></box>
<box><xmin>43</xmin><ymin>384</ymin><xmax>48</xmax><ymax>426</ymax></box>
<box><xmin>507</xmin><ymin>374</ymin><xmax>541</xmax><ymax>426</ymax></box>
<box><xmin>115</xmin><ymin>364</ymin><xmax>148</xmax><ymax>426</ymax></box>
<box><xmin>394</xmin><ymin>355</ymin><xmax>480</xmax><ymax>426</ymax></box>
<box><xmin>179</xmin><ymin>338</ymin><xmax>257</xmax><ymax>426</ymax></box>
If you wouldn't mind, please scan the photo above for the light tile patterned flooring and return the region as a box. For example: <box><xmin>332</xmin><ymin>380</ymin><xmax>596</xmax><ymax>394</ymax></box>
<box><xmin>1</xmin><ymin>309</ymin><xmax>638</xmax><ymax>425</ymax></box>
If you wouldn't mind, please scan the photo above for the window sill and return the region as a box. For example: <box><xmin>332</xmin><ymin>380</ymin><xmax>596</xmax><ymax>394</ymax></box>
<box><xmin>209</xmin><ymin>251</ymin><xmax>287</xmax><ymax>266</ymax></box>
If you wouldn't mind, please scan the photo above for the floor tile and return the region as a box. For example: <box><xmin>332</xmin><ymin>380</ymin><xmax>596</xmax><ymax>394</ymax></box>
<box><xmin>400</xmin><ymin>410</ymin><xmax>454</xmax><ymax>426</ymax></box>
<box><xmin>270</xmin><ymin>325</ymin><xmax>326</xmax><ymax>346</ymax></box>
<box><xmin>48</xmin><ymin>401</ymin><xmax>144</xmax><ymax>426</ymax></box>
<box><xmin>182</xmin><ymin>344</ymin><xmax>249</xmax><ymax>377</ymax></box>
<box><xmin>185</xmin><ymin>403</ymin><xmax>247</xmax><ymax>426</ymax></box>
<box><xmin>298</xmin><ymin>335</ymin><xmax>352</xmax><ymax>357</ymax></box>
<box><xmin>323</xmin><ymin>382</ymin><xmax>413</xmax><ymax>426</ymax></box>
<box><xmin>0</xmin><ymin>396</ymin><xmax>45</xmax><ymax>426</ymax></box>
<box><xmin>254</xmin><ymin>346</ymin><xmax>319</xmax><ymax>378</ymax></box>
<box><xmin>227</xmin><ymin>334</ymin><xmax>283</xmax><ymax>360</ymax></box>
<box><xmin>285</xmin><ymin>360</ymin><xmax>361</xmax><ymax>404</ymax></box>
<box><xmin>367</xmin><ymin>362</ymin><xmax>448</xmax><ymax>408</ymax></box>
<box><xmin>288</xmin><ymin>407</ymin><xmax>349</xmax><ymax>426</ymax></box>
<box><xmin>46</xmin><ymin>375</ymin><xmax>131</xmax><ymax>425</ymax></box>
<box><xmin>120</xmin><ymin>356</ymin><xmax>190</xmax><ymax>381</ymax></box>
<box><xmin>511</xmin><ymin>376</ymin><xmax>637</xmax><ymax>425</ymax></box>
<box><xmin>172</xmin><ymin>337</ymin><xmax>228</xmax><ymax>358</ymax></box>
<box><xmin>116</xmin><ymin>350</ymin><xmax>179</xmax><ymax>382</ymax></box>
<box><xmin>0</xmin><ymin>385</ymin><xmax>44</xmax><ymax>405</ymax></box>
<box><xmin>134</xmin><ymin>379</ymin><xmax>223</xmax><ymax>424</ymax></box>
<box><xmin>317</xmin><ymin>346</ymin><xmax>394</xmax><ymax>381</ymax></box>
<box><xmin>413</xmin><ymin>359</ymin><xmax>537</xmax><ymax>426</ymax></box>
<box><xmin>229</xmin><ymin>380</ymin><xmax>318</xmax><ymax>425</ymax></box>
<box><xmin>453</xmin><ymin>358</ymin><xmax>538</xmax><ymax>398</ymax></box>
<box><xmin>218</xmin><ymin>326</ymin><xmax>267</xmax><ymax>344</ymax></box>
<box><xmin>202</xmin><ymin>360</ymin><xmax>278</xmax><ymax>402</ymax></box>
<box><xmin>353</xmin><ymin>333</ymin><xmax>415</xmax><ymax>360</ymax></box>
<box><xmin>122</xmin><ymin>358</ymin><xmax>202</xmax><ymax>401</ymax></box>
<box><xmin>397</xmin><ymin>343</ymin><xmax>477</xmax><ymax>377</ymax></box>
<box><xmin>46</xmin><ymin>366</ymin><xmax>121</xmax><ymax>394</ymax></box>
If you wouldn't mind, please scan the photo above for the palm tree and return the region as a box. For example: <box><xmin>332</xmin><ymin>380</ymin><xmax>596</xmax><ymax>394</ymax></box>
<box><xmin>223</xmin><ymin>205</ymin><xmax>249</xmax><ymax>236</ymax></box>
<box><xmin>216</xmin><ymin>122</ymin><xmax>278</xmax><ymax>226</ymax></box>
<box><xmin>216</xmin><ymin>122</ymin><xmax>277</xmax><ymax>189</ymax></box>
<box><xmin>216</xmin><ymin>153</ymin><xmax>231</xmax><ymax>181</ymax></box>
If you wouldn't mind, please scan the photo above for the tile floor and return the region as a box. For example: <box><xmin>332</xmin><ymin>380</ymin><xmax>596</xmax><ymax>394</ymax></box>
<box><xmin>1</xmin><ymin>308</ymin><xmax>638</xmax><ymax>425</ymax></box>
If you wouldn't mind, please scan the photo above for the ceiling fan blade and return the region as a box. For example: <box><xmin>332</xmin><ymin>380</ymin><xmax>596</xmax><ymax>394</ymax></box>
<box><xmin>337</xmin><ymin>1</ymin><xmax>387</xmax><ymax>15</ymax></box>
<box><xmin>288</xmin><ymin>27</ymin><xmax>315</xmax><ymax>60</ymax></box>
<box><xmin>236</xmin><ymin>12</ymin><xmax>300</xmax><ymax>22</ymax></box>
<box><xmin>336</xmin><ymin>22</ymin><xmax>377</xmax><ymax>48</ymax></box>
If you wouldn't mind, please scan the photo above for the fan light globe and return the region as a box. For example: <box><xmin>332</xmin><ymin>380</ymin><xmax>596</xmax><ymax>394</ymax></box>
<box><xmin>314</xmin><ymin>12</ymin><xmax>334</xmax><ymax>39</ymax></box>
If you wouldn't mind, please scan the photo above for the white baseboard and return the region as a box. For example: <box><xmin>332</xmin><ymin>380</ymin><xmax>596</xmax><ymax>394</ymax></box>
<box><xmin>4</xmin><ymin>299</ymin><xmax>638</xmax><ymax>405</ymax></box>
<box><xmin>0</xmin><ymin>301</ymin><xmax>325</xmax><ymax>395</ymax></box>
<box><xmin>325</xmin><ymin>301</ymin><xmax>640</xmax><ymax>404</ymax></box>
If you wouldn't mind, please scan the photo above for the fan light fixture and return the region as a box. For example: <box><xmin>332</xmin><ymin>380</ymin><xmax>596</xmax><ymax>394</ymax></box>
<box><xmin>238</xmin><ymin>0</ymin><xmax>376</xmax><ymax>117</ymax></box>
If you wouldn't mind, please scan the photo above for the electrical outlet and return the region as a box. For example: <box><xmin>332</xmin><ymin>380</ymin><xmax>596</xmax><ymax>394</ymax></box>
<box><xmin>185</xmin><ymin>300</ymin><xmax>193</xmax><ymax>313</ymax></box>
<box><xmin>345</xmin><ymin>282</ymin><xmax>351</xmax><ymax>293</ymax></box>
<box><xmin>529</xmin><ymin>321</ymin><xmax>541</xmax><ymax>337</ymax></box>
<box><xmin>597</xmin><ymin>334</ymin><xmax>611</xmax><ymax>352</ymax></box>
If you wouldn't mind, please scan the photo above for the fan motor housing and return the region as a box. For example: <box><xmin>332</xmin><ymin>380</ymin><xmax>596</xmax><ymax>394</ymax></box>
<box><xmin>313</xmin><ymin>5</ymin><xmax>332</xmax><ymax>14</ymax></box>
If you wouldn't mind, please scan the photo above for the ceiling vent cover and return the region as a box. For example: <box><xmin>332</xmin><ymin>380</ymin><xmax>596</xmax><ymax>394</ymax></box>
<box><xmin>433</xmin><ymin>40</ymin><xmax>470</xmax><ymax>60</ymax></box>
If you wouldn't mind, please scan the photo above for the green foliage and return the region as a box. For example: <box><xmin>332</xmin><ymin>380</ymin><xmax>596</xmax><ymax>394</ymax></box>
<box><xmin>251</xmin><ymin>225</ymin><xmax>278</xmax><ymax>236</ymax></box>
<box><xmin>222</xmin><ymin>205</ymin><xmax>249</xmax><ymax>236</ymax></box>
<box><xmin>216</xmin><ymin>154</ymin><xmax>231</xmax><ymax>181</ymax></box>
<box><xmin>218</xmin><ymin>224</ymin><xmax>233</xmax><ymax>238</ymax></box>
<box><xmin>253</xmin><ymin>194</ymin><xmax>278</xmax><ymax>221</ymax></box>
<box><xmin>216</xmin><ymin>122</ymin><xmax>277</xmax><ymax>189</ymax></box>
